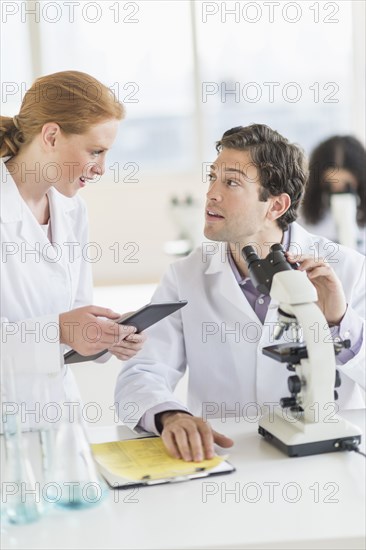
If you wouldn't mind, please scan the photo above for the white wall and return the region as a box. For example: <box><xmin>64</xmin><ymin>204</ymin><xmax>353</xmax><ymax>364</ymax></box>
<box><xmin>83</xmin><ymin>172</ymin><xmax>205</xmax><ymax>285</ymax></box>
<box><xmin>351</xmin><ymin>1</ymin><xmax>366</xmax><ymax>144</ymax></box>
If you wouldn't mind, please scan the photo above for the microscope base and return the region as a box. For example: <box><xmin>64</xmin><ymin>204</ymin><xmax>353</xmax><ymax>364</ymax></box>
<box><xmin>258</xmin><ymin>411</ymin><xmax>362</xmax><ymax>457</ymax></box>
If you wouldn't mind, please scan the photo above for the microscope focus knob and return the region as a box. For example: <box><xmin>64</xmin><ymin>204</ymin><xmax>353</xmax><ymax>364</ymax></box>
<box><xmin>280</xmin><ymin>397</ymin><xmax>298</xmax><ymax>408</ymax></box>
<box><xmin>335</xmin><ymin>370</ymin><xmax>341</xmax><ymax>388</ymax></box>
<box><xmin>288</xmin><ymin>375</ymin><xmax>302</xmax><ymax>394</ymax></box>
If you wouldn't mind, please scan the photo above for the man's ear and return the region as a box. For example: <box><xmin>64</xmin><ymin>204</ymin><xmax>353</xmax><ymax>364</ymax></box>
<box><xmin>41</xmin><ymin>123</ymin><xmax>61</xmax><ymax>149</ymax></box>
<box><xmin>267</xmin><ymin>193</ymin><xmax>291</xmax><ymax>222</ymax></box>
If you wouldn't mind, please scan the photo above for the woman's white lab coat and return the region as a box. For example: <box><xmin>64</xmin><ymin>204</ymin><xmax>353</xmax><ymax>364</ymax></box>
<box><xmin>0</xmin><ymin>159</ymin><xmax>92</xmax><ymax>402</ymax></box>
<box><xmin>115</xmin><ymin>223</ymin><xmax>366</xmax><ymax>428</ymax></box>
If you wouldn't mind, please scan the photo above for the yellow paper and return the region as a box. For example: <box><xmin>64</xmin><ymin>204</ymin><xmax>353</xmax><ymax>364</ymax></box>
<box><xmin>91</xmin><ymin>437</ymin><xmax>227</xmax><ymax>481</ymax></box>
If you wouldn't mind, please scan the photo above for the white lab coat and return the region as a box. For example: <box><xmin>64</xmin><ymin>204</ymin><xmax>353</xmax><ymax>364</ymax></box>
<box><xmin>115</xmin><ymin>223</ymin><xmax>366</xmax><ymax>428</ymax></box>
<box><xmin>0</xmin><ymin>159</ymin><xmax>92</xmax><ymax>403</ymax></box>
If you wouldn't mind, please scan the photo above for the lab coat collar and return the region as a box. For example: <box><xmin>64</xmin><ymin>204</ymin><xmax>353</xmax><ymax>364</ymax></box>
<box><xmin>1</xmin><ymin>158</ymin><xmax>79</xmax><ymax>254</ymax></box>
<box><xmin>203</xmin><ymin>241</ymin><xmax>261</xmax><ymax>323</ymax></box>
<box><xmin>47</xmin><ymin>186</ymin><xmax>79</xmax><ymax>248</ymax></box>
<box><xmin>201</xmin><ymin>223</ymin><xmax>314</xmax><ymax>323</ymax></box>
<box><xmin>203</xmin><ymin>241</ymin><xmax>230</xmax><ymax>275</ymax></box>
<box><xmin>203</xmin><ymin>222</ymin><xmax>314</xmax><ymax>275</ymax></box>
<box><xmin>0</xmin><ymin>158</ymin><xmax>76</xmax><ymax>223</ymax></box>
<box><xmin>0</xmin><ymin>158</ymin><xmax>23</xmax><ymax>223</ymax></box>
<box><xmin>289</xmin><ymin>221</ymin><xmax>317</xmax><ymax>255</ymax></box>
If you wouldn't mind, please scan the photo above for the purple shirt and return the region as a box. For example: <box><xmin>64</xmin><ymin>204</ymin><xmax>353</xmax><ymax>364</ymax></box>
<box><xmin>138</xmin><ymin>229</ymin><xmax>363</xmax><ymax>434</ymax></box>
<box><xmin>227</xmin><ymin>228</ymin><xmax>292</xmax><ymax>324</ymax></box>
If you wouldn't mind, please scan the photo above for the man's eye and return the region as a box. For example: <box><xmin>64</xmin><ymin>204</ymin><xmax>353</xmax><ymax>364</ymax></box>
<box><xmin>208</xmin><ymin>174</ymin><xmax>215</xmax><ymax>182</ymax></box>
<box><xmin>92</xmin><ymin>151</ymin><xmax>102</xmax><ymax>156</ymax></box>
<box><xmin>227</xmin><ymin>179</ymin><xmax>238</xmax><ymax>187</ymax></box>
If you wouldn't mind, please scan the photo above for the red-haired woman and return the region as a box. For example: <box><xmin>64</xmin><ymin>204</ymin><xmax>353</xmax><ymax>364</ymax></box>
<box><xmin>1</xmin><ymin>71</ymin><xmax>145</xmax><ymax>401</ymax></box>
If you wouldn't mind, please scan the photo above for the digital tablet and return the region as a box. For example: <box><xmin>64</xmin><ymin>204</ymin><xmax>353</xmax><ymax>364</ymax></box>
<box><xmin>63</xmin><ymin>300</ymin><xmax>188</xmax><ymax>365</ymax></box>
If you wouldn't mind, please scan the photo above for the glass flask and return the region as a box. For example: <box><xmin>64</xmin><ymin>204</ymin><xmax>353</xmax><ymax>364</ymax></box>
<box><xmin>49</xmin><ymin>405</ymin><xmax>108</xmax><ymax>509</ymax></box>
<box><xmin>1</xmin><ymin>360</ymin><xmax>44</xmax><ymax>524</ymax></box>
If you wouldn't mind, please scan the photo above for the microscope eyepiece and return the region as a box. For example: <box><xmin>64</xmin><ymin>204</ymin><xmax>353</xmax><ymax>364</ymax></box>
<box><xmin>242</xmin><ymin>242</ymin><xmax>295</xmax><ymax>295</ymax></box>
<box><xmin>242</xmin><ymin>245</ymin><xmax>270</xmax><ymax>295</ymax></box>
<box><xmin>268</xmin><ymin>243</ymin><xmax>293</xmax><ymax>272</ymax></box>
<box><xmin>242</xmin><ymin>246</ymin><xmax>260</xmax><ymax>265</ymax></box>
<box><xmin>270</xmin><ymin>243</ymin><xmax>284</xmax><ymax>252</ymax></box>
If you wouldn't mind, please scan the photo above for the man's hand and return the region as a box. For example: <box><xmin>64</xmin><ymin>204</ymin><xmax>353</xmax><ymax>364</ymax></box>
<box><xmin>159</xmin><ymin>411</ymin><xmax>234</xmax><ymax>462</ymax></box>
<box><xmin>286</xmin><ymin>253</ymin><xmax>347</xmax><ymax>325</ymax></box>
<box><xmin>59</xmin><ymin>306</ymin><xmax>136</xmax><ymax>356</ymax></box>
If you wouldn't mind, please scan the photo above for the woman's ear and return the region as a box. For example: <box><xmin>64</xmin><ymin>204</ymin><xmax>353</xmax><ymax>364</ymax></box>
<box><xmin>41</xmin><ymin>123</ymin><xmax>61</xmax><ymax>149</ymax></box>
<box><xmin>267</xmin><ymin>193</ymin><xmax>291</xmax><ymax>222</ymax></box>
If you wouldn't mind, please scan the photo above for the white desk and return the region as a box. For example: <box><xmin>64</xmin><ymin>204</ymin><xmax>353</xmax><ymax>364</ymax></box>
<box><xmin>1</xmin><ymin>410</ymin><xmax>365</xmax><ymax>550</ymax></box>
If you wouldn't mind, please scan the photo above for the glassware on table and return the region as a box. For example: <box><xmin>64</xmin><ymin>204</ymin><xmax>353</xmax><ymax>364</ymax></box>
<box><xmin>49</xmin><ymin>405</ymin><xmax>108</xmax><ymax>509</ymax></box>
<box><xmin>1</xmin><ymin>360</ymin><xmax>44</xmax><ymax>524</ymax></box>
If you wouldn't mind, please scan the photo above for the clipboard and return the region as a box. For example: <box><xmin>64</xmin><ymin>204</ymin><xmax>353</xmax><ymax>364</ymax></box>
<box><xmin>98</xmin><ymin>459</ymin><xmax>235</xmax><ymax>489</ymax></box>
<box><xmin>91</xmin><ymin>437</ymin><xmax>235</xmax><ymax>489</ymax></box>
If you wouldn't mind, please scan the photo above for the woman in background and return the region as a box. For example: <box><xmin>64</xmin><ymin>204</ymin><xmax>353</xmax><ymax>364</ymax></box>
<box><xmin>0</xmin><ymin>70</ymin><xmax>145</xmax><ymax>402</ymax></box>
<box><xmin>300</xmin><ymin>135</ymin><xmax>366</xmax><ymax>254</ymax></box>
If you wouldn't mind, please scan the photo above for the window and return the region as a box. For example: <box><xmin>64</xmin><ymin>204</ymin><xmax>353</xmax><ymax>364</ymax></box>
<box><xmin>1</xmin><ymin>3</ymin><xmax>33</xmax><ymax>116</ymax></box>
<box><xmin>194</xmin><ymin>0</ymin><xmax>353</xmax><ymax>156</ymax></box>
<box><xmin>1</xmin><ymin>0</ymin><xmax>359</xmax><ymax>165</ymax></box>
<box><xmin>38</xmin><ymin>0</ymin><xmax>196</xmax><ymax>171</ymax></box>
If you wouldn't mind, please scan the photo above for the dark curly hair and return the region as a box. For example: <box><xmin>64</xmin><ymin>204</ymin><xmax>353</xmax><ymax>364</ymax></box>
<box><xmin>216</xmin><ymin>124</ymin><xmax>307</xmax><ymax>231</ymax></box>
<box><xmin>302</xmin><ymin>135</ymin><xmax>366</xmax><ymax>226</ymax></box>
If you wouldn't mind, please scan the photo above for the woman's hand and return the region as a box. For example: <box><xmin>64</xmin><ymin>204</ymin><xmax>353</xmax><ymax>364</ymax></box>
<box><xmin>108</xmin><ymin>331</ymin><xmax>147</xmax><ymax>361</ymax></box>
<box><xmin>59</xmin><ymin>306</ymin><xmax>136</xmax><ymax>355</ymax></box>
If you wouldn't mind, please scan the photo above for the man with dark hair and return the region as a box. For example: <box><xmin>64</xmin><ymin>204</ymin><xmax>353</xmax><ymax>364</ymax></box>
<box><xmin>116</xmin><ymin>124</ymin><xmax>365</xmax><ymax>461</ymax></box>
<box><xmin>216</xmin><ymin>124</ymin><xmax>306</xmax><ymax>231</ymax></box>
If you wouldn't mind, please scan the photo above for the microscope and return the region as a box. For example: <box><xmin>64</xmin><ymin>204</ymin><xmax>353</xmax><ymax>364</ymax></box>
<box><xmin>242</xmin><ymin>243</ymin><xmax>362</xmax><ymax>457</ymax></box>
<box><xmin>329</xmin><ymin>185</ymin><xmax>359</xmax><ymax>250</ymax></box>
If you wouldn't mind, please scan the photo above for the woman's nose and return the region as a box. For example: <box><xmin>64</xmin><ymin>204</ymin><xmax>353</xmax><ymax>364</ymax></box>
<box><xmin>92</xmin><ymin>160</ymin><xmax>105</xmax><ymax>177</ymax></box>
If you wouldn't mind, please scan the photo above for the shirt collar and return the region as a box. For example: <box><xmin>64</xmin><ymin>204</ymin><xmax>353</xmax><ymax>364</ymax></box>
<box><xmin>228</xmin><ymin>226</ymin><xmax>292</xmax><ymax>285</ymax></box>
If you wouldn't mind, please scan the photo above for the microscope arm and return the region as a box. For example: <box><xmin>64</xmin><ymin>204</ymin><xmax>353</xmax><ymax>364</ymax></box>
<box><xmin>243</xmin><ymin>243</ymin><xmax>362</xmax><ymax>455</ymax></box>
<box><xmin>270</xmin><ymin>270</ymin><xmax>336</xmax><ymax>423</ymax></box>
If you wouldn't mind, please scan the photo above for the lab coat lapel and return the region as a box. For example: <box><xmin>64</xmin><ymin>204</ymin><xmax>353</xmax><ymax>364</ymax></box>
<box><xmin>1</xmin><ymin>169</ymin><xmax>51</xmax><ymax>253</ymax></box>
<box><xmin>1</xmin><ymin>166</ymin><xmax>78</xmax><ymax>271</ymax></box>
<box><xmin>19</xmin><ymin>205</ymin><xmax>51</xmax><ymax>252</ymax></box>
<box><xmin>0</xmin><ymin>162</ymin><xmax>22</xmax><ymax>223</ymax></box>
<box><xmin>204</xmin><ymin>242</ymin><xmax>260</xmax><ymax>323</ymax></box>
<box><xmin>47</xmin><ymin>187</ymin><xmax>79</xmax><ymax>263</ymax></box>
<box><xmin>290</xmin><ymin>221</ymin><xmax>318</xmax><ymax>255</ymax></box>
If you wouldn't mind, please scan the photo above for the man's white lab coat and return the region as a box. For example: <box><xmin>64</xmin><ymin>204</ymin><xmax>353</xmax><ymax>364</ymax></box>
<box><xmin>115</xmin><ymin>223</ymin><xmax>365</xmax><ymax>429</ymax></box>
